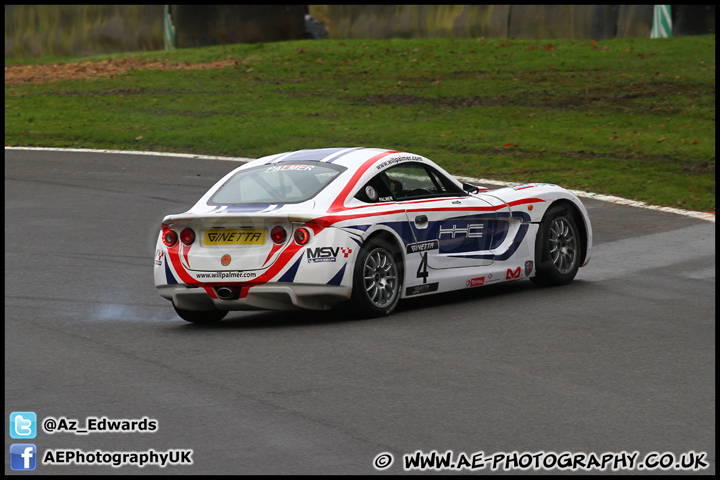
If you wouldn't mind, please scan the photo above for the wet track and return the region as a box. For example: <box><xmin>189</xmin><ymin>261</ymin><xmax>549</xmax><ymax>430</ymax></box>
<box><xmin>5</xmin><ymin>149</ymin><xmax>715</xmax><ymax>474</ymax></box>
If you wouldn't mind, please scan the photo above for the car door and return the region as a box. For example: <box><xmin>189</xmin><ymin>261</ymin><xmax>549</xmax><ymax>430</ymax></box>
<box><xmin>378</xmin><ymin>163</ymin><xmax>509</xmax><ymax>270</ymax></box>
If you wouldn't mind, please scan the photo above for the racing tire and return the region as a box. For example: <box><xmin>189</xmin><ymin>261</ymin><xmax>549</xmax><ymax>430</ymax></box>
<box><xmin>173</xmin><ymin>304</ymin><xmax>227</xmax><ymax>324</ymax></box>
<box><xmin>531</xmin><ymin>204</ymin><xmax>581</xmax><ymax>287</ymax></box>
<box><xmin>350</xmin><ymin>238</ymin><xmax>402</xmax><ymax>318</ymax></box>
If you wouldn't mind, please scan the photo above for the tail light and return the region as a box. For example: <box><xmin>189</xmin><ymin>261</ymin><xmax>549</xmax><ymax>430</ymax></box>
<box><xmin>271</xmin><ymin>226</ymin><xmax>287</xmax><ymax>244</ymax></box>
<box><xmin>162</xmin><ymin>229</ymin><xmax>178</xmax><ymax>247</ymax></box>
<box><xmin>180</xmin><ymin>228</ymin><xmax>195</xmax><ymax>246</ymax></box>
<box><xmin>294</xmin><ymin>227</ymin><xmax>310</xmax><ymax>245</ymax></box>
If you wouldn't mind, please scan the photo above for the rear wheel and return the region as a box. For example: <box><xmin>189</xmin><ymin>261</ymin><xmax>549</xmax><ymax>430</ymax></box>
<box><xmin>173</xmin><ymin>304</ymin><xmax>227</xmax><ymax>324</ymax></box>
<box><xmin>350</xmin><ymin>239</ymin><xmax>402</xmax><ymax>318</ymax></box>
<box><xmin>531</xmin><ymin>205</ymin><xmax>580</xmax><ymax>287</ymax></box>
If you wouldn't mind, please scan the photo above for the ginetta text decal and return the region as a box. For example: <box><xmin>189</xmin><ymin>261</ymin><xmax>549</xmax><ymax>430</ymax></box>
<box><xmin>406</xmin><ymin>240</ymin><xmax>439</xmax><ymax>254</ymax></box>
<box><xmin>405</xmin><ymin>282</ymin><xmax>439</xmax><ymax>296</ymax></box>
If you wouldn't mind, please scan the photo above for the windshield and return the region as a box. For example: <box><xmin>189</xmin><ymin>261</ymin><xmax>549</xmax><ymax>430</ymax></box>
<box><xmin>209</xmin><ymin>162</ymin><xmax>346</xmax><ymax>205</ymax></box>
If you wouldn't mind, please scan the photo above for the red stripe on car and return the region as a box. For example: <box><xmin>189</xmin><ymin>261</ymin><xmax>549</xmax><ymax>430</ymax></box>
<box><xmin>327</xmin><ymin>150</ymin><xmax>400</xmax><ymax>213</ymax></box>
<box><xmin>508</xmin><ymin>198</ymin><xmax>545</xmax><ymax>206</ymax></box>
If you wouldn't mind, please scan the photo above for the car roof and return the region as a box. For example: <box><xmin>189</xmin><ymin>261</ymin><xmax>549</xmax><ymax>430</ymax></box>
<box><xmin>189</xmin><ymin>147</ymin><xmax>465</xmax><ymax>215</ymax></box>
<box><xmin>252</xmin><ymin>147</ymin><xmax>396</xmax><ymax>168</ymax></box>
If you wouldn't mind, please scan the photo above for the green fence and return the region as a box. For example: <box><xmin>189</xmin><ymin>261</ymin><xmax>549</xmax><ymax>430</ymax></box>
<box><xmin>5</xmin><ymin>5</ymin><xmax>715</xmax><ymax>59</ymax></box>
<box><xmin>5</xmin><ymin>5</ymin><xmax>164</xmax><ymax>58</ymax></box>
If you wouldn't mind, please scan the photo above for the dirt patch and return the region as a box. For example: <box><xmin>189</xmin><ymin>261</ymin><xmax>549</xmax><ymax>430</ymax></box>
<box><xmin>5</xmin><ymin>57</ymin><xmax>239</xmax><ymax>84</ymax></box>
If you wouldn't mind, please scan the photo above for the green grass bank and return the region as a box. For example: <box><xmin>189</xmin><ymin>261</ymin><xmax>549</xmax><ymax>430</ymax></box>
<box><xmin>5</xmin><ymin>35</ymin><xmax>715</xmax><ymax>211</ymax></box>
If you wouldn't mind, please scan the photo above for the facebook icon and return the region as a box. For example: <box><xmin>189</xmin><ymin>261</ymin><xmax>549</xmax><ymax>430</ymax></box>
<box><xmin>10</xmin><ymin>444</ymin><xmax>37</xmax><ymax>471</ymax></box>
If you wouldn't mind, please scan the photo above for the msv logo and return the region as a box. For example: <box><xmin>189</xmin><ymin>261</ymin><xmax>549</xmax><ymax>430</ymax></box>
<box><xmin>307</xmin><ymin>247</ymin><xmax>352</xmax><ymax>262</ymax></box>
<box><xmin>506</xmin><ymin>267</ymin><xmax>521</xmax><ymax>279</ymax></box>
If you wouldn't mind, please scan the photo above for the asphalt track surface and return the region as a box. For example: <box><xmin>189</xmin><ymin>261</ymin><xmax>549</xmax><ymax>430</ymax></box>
<box><xmin>5</xmin><ymin>149</ymin><xmax>715</xmax><ymax>475</ymax></box>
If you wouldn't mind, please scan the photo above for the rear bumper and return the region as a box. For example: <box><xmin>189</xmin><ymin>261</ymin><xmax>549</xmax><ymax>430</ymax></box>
<box><xmin>157</xmin><ymin>283</ymin><xmax>352</xmax><ymax>311</ymax></box>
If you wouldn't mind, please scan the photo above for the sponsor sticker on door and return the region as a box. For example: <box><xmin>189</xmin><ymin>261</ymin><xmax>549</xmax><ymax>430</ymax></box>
<box><xmin>466</xmin><ymin>277</ymin><xmax>485</xmax><ymax>287</ymax></box>
<box><xmin>506</xmin><ymin>267</ymin><xmax>521</xmax><ymax>279</ymax></box>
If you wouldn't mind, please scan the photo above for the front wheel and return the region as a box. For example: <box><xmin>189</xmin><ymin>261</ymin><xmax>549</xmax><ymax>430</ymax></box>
<box><xmin>531</xmin><ymin>205</ymin><xmax>580</xmax><ymax>287</ymax></box>
<box><xmin>173</xmin><ymin>304</ymin><xmax>227</xmax><ymax>324</ymax></box>
<box><xmin>350</xmin><ymin>239</ymin><xmax>402</xmax><ymax>318</ymax></box>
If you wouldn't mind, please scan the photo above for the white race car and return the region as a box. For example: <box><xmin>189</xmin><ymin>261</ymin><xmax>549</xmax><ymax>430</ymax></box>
<box><xmin>155</xmin><ymin>147</ymin><xmax>592</xmax><ymax>322</ymax></box>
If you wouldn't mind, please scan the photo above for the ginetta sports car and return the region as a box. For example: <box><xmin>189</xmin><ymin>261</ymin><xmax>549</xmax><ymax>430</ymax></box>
<box><xmin>154</xmin><ymin>147</ymin><xmax>592</xmax><ymax>322</ymax></box>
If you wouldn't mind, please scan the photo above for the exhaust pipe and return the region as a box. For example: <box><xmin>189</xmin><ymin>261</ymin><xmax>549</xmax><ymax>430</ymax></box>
<box><xmin>215</xmin><ymin>286</ymin><xmax>240</xmax><ymax>300</ymax></box>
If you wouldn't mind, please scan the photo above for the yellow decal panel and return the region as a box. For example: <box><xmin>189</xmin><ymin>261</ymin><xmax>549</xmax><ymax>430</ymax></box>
<box><xmin>204</xmin><ymin>229</ymin><xmax>265</xmax><ymax>245</ymax></box>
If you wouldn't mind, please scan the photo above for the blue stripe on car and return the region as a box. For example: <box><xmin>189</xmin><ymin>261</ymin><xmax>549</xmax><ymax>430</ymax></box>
<box><xmin>278</xmin><ymin>255</ymin><xmax>303</xmax><ymax>283</ymax></box>
<box><xmin>326</xmin><ymin>264</ymin><xmax>347</xmax><ymax>286</ymax></box>
<box><xmin>493</xmin><ymin>223</ymin><xmax>528</xmax><ymax>260</ymax></box>
<box><xmin>165</xmin><ymin>261</ymin><xmax>178</xmax><ymax>284</ymax></box>
<box><xmin>324</xmin><ymin>147</ymin><xmax>365</xmax><ymax>163</ymax></box>
<box><xmin>271</xmin><ymin>148</ymin><xmax>348</xmax><ymax>163</ymax></box>
<box><xmin>222</xmin><ymin>204</ymin><xmax>274</xmax><ymax>213</ymax></box>
<box><xmin>448</xmin><ymin>224</ymin><xmax>528</xmax><ymax>260</ymax></box>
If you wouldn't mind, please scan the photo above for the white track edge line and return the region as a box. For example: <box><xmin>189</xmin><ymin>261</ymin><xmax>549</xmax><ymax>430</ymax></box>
<box><xmin>6</xmin><ymin>146</ymin><xmax>715</xmax><ymax>223</ymax></box>
<box><xmin>4</xmin><ymin>146</ymin><xmax>255</xmax><ymax>163</ymax></box>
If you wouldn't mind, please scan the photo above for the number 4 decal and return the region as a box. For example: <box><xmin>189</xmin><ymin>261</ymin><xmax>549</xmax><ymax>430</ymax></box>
<box><xmin>417</xmin><ymin>252</ymin><xmax>429</xmax><ymax>284</ymax></box>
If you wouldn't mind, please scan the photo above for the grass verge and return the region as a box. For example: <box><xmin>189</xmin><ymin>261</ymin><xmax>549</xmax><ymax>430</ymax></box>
<box><xmin>5</xmin><ymin>35</ymin><xmax>715</xmax><ymax>211</ymax></box>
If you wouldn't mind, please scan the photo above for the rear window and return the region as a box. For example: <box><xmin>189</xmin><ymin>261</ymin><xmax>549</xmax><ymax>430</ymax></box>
<box><xmin>209</xmin><ymin>162</ymin><xmax>346</xmax><ymax>205</ymax></box>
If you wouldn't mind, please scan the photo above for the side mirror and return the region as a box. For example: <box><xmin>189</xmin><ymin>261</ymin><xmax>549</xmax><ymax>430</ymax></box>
<box><xmin>462</xmin><ymin>182</ymin><xmax>480</xmax><ymax>194</ymax></box>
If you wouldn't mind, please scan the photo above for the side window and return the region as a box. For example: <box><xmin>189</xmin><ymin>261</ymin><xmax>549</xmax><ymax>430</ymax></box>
<box><xmin>383</xmin><ymin>163</ymin><xmax>463</xmax><ymax>200</ymax></box>
<box><xmin>354</xmin><ymin>163</ymin><xmax>464</xmax><ymax>203</ymax></box>
<box><xmin>428</xmin><ymin>168</ymin><xmax>463</xmax><ymax>194</ymax></box>
<box><xmin>354</xmin><ymin>174</ymin><xmax>395</xmax><ymax>203</ymax></box>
